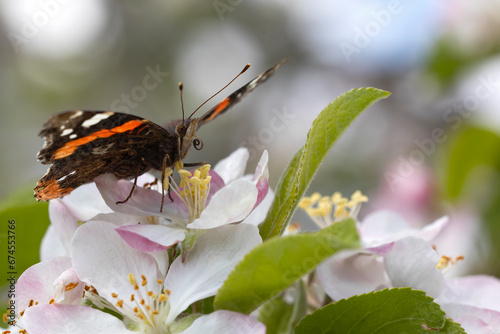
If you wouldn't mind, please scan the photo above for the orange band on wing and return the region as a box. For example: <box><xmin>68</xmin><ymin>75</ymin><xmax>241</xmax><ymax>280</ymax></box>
<box><xmin>54</xmin><ymin>119</ymin><xmax>146</xmax><ymax>159</ymax></box>
<box><xmin>205</xmin><ymin>97</ymin><xmax>230</xmax><ymax>122</ymax></box>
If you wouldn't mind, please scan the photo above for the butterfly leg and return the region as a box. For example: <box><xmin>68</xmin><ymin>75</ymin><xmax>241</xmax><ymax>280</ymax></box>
<box><xmin>116</xmin><ymin>160</ymin><xmax>143</xmax><ymax>206</ymax></box>
<box><xmin>183</xmin><ymin>161</ymin><xmax>207</xmax><ymax>167</ymax></box>
<box><xmin>160</xmin><ymin>155</ymin><xmax>175</xmax><ymax>212</ymax></box>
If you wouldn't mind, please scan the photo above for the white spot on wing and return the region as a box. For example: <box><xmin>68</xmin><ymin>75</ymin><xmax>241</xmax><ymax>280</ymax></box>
<box><xmin>42</xmin><ymin>167</ymin><xmax>51</xmax><ymax>177</ymax></box>
<box><xmin>69</xmin><ymin>134</ymin><xmax>77</xmax><ymax>139</ymax></box>
<box><xmin>81</xmin><ymin>111</ymin><xmax>114</xmax><ymax>128</ymax></box>
<box><xmin>70</xmin><ymin>111</ymin><xmax>84</xmax><ymax>119</ymax></box>
<box><xmin>61</xmin><ymin>128</ymin><xmax>73</xmax><ymax>136</ymax></box>
<box><xmin>57</xmin><ymin>171</ymin><xmax>76</xmax><ymax>182</ymax></box>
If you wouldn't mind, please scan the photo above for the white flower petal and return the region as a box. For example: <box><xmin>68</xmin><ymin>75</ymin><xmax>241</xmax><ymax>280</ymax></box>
<box><xmin>384</xmin><ymin>236</ymin><xmax>443</xmax><ymax>298</ymax></box>
<box><xmin>15</xmin><ymin>257</ymin><xmax>73</xmax><ymax>313</ymax></box>
<box><xmin>243</xmin><ymin>188</ymin><xmax>274</xmax><ymax>226</ymax></box>
<box><xmin>213</xmin><ymin>147</ymin><xmax>250</xmax><ymax>184</ymax></box>
<box><xmin>438</xmin><ymin>303</ymin><xmax>500</xmax><ymax>334</ymax></box>
<box><xmin>60</xmin><ymin>182</ymin><xmax>113</xmax><ymax>221</ymax></box>
<box><xmin>164</xmin><ymin>224</ymin><xmax>262</xmax><ymax>323</ymax></box>
<box><xmin>438</xmin><ymin>275</ymin><xmax>500</xmax><ymax>311</ymax></box>
<box><xmin>360</xmin><ymin>210</ymin><xmax>448</xmax><ymax>248</ymax></box>
<box><xmin>187</xmin><ymin>179</ymin><xmax>258</xmax><ymax>229</ymax></box>
<box><xmin>40</xmin><ymin>225</ymin><xmax>67</xmax><ymax>261</ymax></box>
<box><xmin>116</xmin><ymin>224</ymin><xmax>186</xmax><ymax>251</ymax></box>
<box><xmin>182</xmin><ymin>310</ymin><xmax>266</xmax><ymax>334</ymax></box>
<box><xmin>72</xmin><ymin>221</ymin><xmax>162</xmax><ymax>304</ymax></box>
<box><xmin>91</xmin><ymin>211</ymin><xmax>151</xmax><ymax>227</ymax></box>
<box><xmin>317</xmin><ymin>250</ymin><xmax>390</xmax><ymax>300</ymax></box>
<box><xmin>22</xmin><ymin>304</ymin><xmax>135</xmax><ymax>334</ymax></box>
<box><xmin>45</xmin><ymin>200</ymin><xmax>80</xmax><ymax>257</ymax></box>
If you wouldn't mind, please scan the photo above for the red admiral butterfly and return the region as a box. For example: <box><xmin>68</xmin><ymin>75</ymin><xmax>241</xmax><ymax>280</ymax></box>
<box><xmin>34</xmin><ymin>59</ymin><xmax>286</xmax><ymax>208</ymax></box>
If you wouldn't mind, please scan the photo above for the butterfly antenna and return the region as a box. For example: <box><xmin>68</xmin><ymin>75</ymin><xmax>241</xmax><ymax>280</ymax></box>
<box><xmin>188</xmin><ymin>63</ymin><xmax>251</xmax><ymax>119</ymax></box>
<box><xmin>179</xmin><ymin>82</ymin><xmax>185</xmax><ymax>122</ymax></box>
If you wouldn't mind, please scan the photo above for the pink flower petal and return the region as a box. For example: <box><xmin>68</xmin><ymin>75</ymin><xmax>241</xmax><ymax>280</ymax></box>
<box><xmin>243</xmin><ymin>188</ymin><xmax>274</xmax><ymax>226</ymax></box>
<box><xmin>115</xmin><ymin>224</ymin><xmax>186</xmax><ymax>252</ymax></box>
<box><xmin>251</xmin><ymin>150</ymin><xmax>270</xmax><ymax>209</ymax></box>
<box><xmin>95</xmin><ymin>174</ymin><xmax>189</xmax><ymax>222</ymax></box>
<box><xmin>183</xmin><ymin>310</ymin><xmax>266</xmax><ymax>334</ymax></box>
<box><xmin>52</xmin><ymin>268</ymin><xmax>85</xmax><ymax>305</ymax></box>
<box><xmin>207</xmin><ymin>169</ymin><xmax>225</xmax><ymax>195</ymax></box>
<box><xmin>15</xmin><ymin>257</ymin><xmax>73</xmax><ymax>314</ymax></box>
<box><xmin>22</xmin><ymin>304</ymin><xmax>135</xmax><ymax>334</ymax></box>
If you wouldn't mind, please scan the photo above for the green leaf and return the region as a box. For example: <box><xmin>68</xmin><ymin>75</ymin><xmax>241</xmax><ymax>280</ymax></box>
<box><xmin>214</xmin><ymin>219</ymin><xmax>360</xmax><ymax>314</ymax></box>
<box><xmin>259</xmin><ymin>88</ymin><xmax>391</xmax><ymax>240</ymax></box>
<box><xmin>444</xmin><ymin>126</ymin><xmax>500</xmax><ymax>200</ymax></box>
<box><xmin>295</xmin><ymin>288</ymin><xmax>465</xmax><ymax>334</ymax></box>
<box><xmin>259</xmin><ymin>280</ymin><xmax>307</xmax><ymax>334</ymax></box>
<box><xmin>440</xmin><ymin>319</ymin><xmax>466</xmax><ymax>333</ymax></box>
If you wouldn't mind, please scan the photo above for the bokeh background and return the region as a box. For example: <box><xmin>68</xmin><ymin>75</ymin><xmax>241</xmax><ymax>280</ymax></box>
<box><xmin>1</xmin><ymin>0</ymin><xmax>500</xmax><ymax>313</ymax></box>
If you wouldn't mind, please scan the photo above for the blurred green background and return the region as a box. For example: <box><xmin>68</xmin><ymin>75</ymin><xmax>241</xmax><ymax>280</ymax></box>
<box><xmin>2</xmin><ymin>0</ymin><xmax>500</xmax><ymax>322</ymax></box>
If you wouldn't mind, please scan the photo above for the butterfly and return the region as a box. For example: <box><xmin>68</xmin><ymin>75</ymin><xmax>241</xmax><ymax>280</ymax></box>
<box><xmin>34</xmin><ymin>59</ymin><xmax>287</xmax><ymax>210</ymax></box>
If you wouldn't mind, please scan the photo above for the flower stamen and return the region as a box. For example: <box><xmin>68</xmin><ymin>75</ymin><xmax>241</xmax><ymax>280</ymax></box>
<box><xmin>108</xmin><ymin>272</ymin><xmax>171</xmax><ymax>331</ymax></box>
<box><xmin>299</xmin><ymin>190</ymin><xmax>368</xmax><ymax>228</ymax></box>
<box><xmin>167</xmin><ymin>164</ymin><xmax>212</xmax><ymax>222</ymax></box>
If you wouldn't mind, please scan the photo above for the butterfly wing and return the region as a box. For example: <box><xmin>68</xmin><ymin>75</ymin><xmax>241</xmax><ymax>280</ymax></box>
<box><xmin>35</xmin><ymin>110</ymin><xmax>171</xmax><ymax>201</ymax></box>
<box><xmin>198</xmin><ymin>58</ymin><xmax>287</xmax><ymax>127</ymax></box>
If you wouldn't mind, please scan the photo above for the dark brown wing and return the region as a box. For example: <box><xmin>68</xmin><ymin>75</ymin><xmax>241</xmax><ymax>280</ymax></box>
<box><xmin>35</xmin><ymin>110</ymin><xmax>173</xmax><ymax>201</ymax></box>
<box><xmin>198</xmin><ymin>58</ymin><xmax>287</xmax><ymax>127</ymax></box>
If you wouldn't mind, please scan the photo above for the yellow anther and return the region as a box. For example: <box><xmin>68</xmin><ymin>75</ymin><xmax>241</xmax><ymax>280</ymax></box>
<box><xmin>298</xmin><ymin>198</ymin><xmax>312</xmax><ymax>209</ymax></box>
<box><xmin>175</xmin><ymin>160</ymin><xmax>184</xmax><ymax>170</ymax></box>
<box><xmin>199</xmin><ymin>164</ymin><xmax>211</xmax><ymax>178</ymax></box>
<box><xmin>65</xmin><ymin>282</ymin><xmax>78</xmax><ymax>291</ymax></box>
<box><xmin>349</xmin><ymin>190</ymin><xmax>368</xmax><ymax>207</ymax></box>
<box><xmin>178</xmin><ymin>169</ymin><xmax>191</xmax><ymax>178</ymax></box>
<box><xmin>164</xmin><ymin>167</ymin><xmax>173</xmax><ymax>178</ymax></box>
<box><xmin>128</xmin><ymin>273</ymin><xmax>137</xmax><ymax>286</ymax></box>
<box><xmin>298</xmin><ymin>192</ymin><xmax>321</xmax><ymax>209</ymax></box>
<box><xmin>190</xmin><ymin>176</ymin><xmax>202</xmax><ymax>186</ymax></box>
<box><xmin>334</xmin><ymin>205</ymin><xmax>348</xmax><ymax>219</ymax></box>
<box><xmin>331</xmin><ymin>192</ymin><xmax>344</xmax><ymax>203</ymax></box>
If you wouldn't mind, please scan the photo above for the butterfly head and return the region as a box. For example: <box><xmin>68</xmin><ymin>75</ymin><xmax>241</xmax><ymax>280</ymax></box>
<box><xmin>175</xmin><ymin>118</ymin><xmax>203</xmax><ymax>161</ymax></box>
